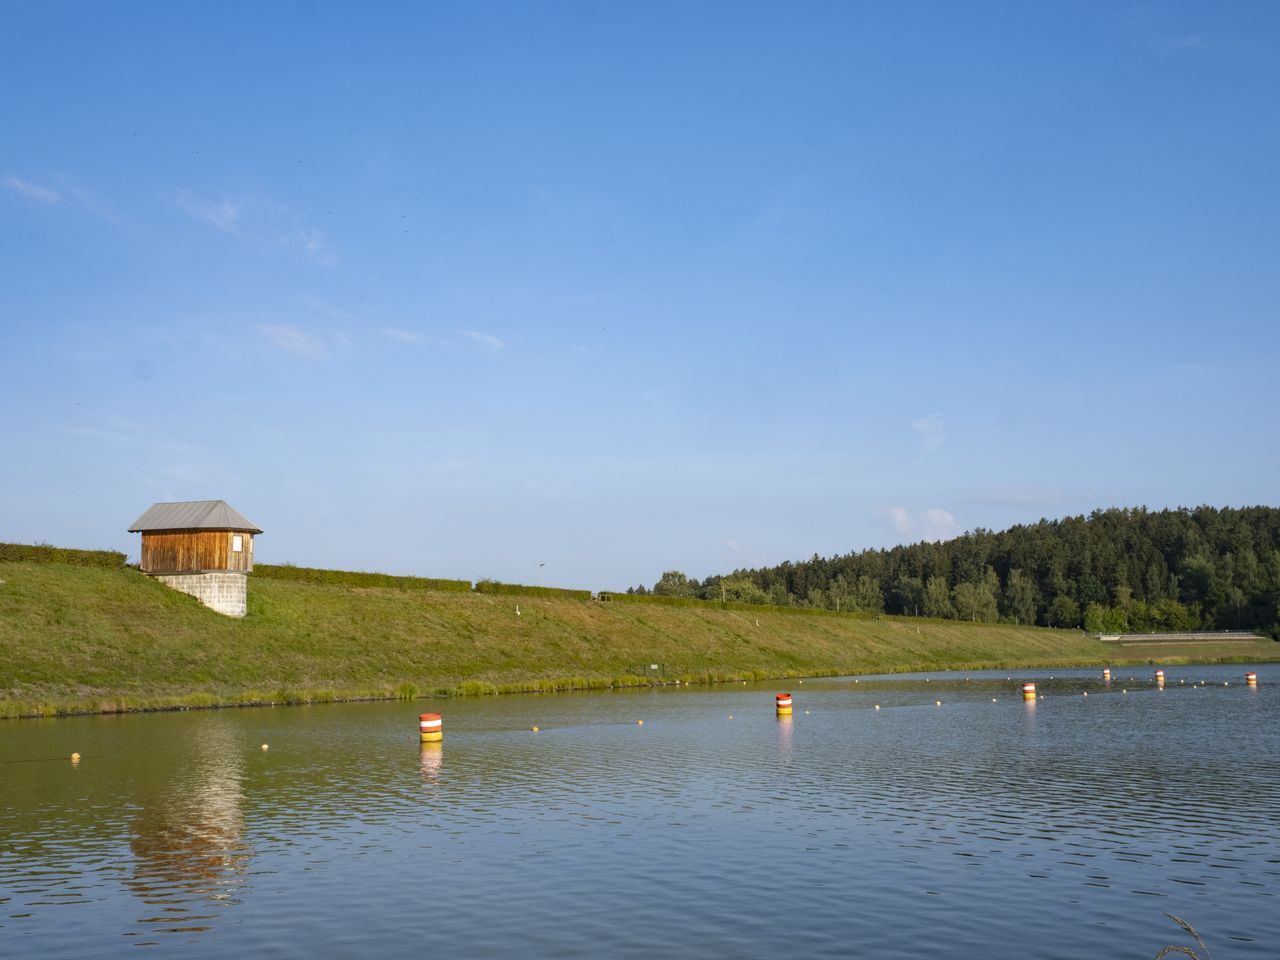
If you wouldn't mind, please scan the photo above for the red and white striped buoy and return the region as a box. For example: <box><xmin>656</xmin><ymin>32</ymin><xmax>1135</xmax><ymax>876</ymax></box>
<box><xmin>1102</xmin><ymin>668</ymin><xmax>1111</xmax><ymax>682</ymax></box>
<box><xmin>1246</xmin><ymin>672</ymin><xmax>1258</xmax><ymax>687</ymax></box>
<box><xmin>1155</xmin><ymin>669</ymin><xmax>1165</xmax><ymax>687</ymax></box>
<box><xmin>419</xmin><ymin>712</ymin><xmax>443</xmax><ymax>743</ymax></box>
<box><xmin>775</xmin><ymin>693</ymin><xmax>793</xmax><ymax>717</ymax></box>
<box><xmin>1022</xmin><ymin>683</ymin><xmax>1036</xmax><ymax>701</ymax></box>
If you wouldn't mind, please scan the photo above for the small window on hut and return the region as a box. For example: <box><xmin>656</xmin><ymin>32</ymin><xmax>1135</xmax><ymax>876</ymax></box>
<box><xmin>232</xmin><ymin>535</ymin><xmax>244</xmax><ymax>553</ymax></box>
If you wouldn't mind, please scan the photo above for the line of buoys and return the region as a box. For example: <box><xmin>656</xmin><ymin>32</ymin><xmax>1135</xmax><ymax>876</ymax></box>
<box><xmin>407</xmin><ymin>665</ymin><xmax>1259</xmax><ymax>751</ymax></box>
<box><xmin>419</xmin><ymin>712</ymin><xmax>443</xmax><ymax>743</ymax></box>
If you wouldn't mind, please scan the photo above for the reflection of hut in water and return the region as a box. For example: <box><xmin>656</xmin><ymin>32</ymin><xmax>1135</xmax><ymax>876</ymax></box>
<box><xmin>127</xmin><ymin>725</ymin><xmax>251</xmax><ymax>924</ymax></box>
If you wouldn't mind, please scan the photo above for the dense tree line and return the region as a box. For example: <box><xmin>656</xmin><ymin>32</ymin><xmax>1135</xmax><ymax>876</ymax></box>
<box><xmin>629</xmin><ymin>507</ymin><xmax>1280</xmax><ymax>638</ymax></box>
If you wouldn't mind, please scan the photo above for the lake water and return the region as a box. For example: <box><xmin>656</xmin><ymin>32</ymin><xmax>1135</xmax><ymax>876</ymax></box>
<box><xmin>2</xmin><ymin>664</ymin><xmax>1277</xmax><ymax>959</ymax></box>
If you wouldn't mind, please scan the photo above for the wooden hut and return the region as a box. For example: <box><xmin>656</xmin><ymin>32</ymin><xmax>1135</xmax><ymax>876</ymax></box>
<box><xmin>128</xmin><ymin>500</ymin><xmax>262</xmax><ymax>616</ymax></box>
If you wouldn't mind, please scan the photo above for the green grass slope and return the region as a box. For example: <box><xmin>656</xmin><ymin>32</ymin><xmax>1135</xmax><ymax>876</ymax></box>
<box><xmin>2</xmin><ymin>560</ymin><xmax>1276</xmax><ymax>718</ymax></box>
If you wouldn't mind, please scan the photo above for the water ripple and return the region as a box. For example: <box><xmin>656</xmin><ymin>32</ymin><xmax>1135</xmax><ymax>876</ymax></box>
<box><xmin>1</xmin><ymin>665</ymin><xmax>1277</xmax><ymax>958</ymax></box>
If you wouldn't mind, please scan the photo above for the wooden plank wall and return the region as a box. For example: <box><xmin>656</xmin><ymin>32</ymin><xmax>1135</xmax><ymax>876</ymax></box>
<box><xmin>140</xmin><ymin>531</ymin><xmax>254</xmax><ymax>573</ymax></box>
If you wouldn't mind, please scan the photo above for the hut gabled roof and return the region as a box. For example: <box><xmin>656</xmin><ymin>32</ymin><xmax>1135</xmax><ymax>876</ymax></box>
<box><xmin>128</xmin><ymin>500</ymin><xmax>263</xmax><ymax>534</ymax></box>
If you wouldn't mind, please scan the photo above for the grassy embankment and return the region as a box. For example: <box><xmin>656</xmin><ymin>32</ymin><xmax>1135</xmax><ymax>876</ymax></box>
<box><xmin>2</xmin><ymin>556</ymin><xmax>1276</xmax><ymax>719</ymax></box>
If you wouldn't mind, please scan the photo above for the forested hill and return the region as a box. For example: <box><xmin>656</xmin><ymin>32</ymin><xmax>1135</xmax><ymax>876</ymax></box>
<box><xmin>633</xmin><ymin>507</ymin><xmax>1280</xmax><ymax>639</ymax></box>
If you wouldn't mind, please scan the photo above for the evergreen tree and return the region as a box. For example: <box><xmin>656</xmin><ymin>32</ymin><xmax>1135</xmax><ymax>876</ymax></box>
<box><xmin>677</xmin><ymin>506</ymin><xmax>1280</xmax><ymax>636</ymax></box>
<box><xmin>924</xmin><ymin>576</ymin><xmax>954</xmax><ymax>618</ymax></box>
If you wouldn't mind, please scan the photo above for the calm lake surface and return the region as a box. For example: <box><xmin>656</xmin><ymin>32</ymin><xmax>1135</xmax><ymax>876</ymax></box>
<box><xmin>3</xmin><ymin>665</ymin><xmax>1278</xmax><ymax>959</ymax></box>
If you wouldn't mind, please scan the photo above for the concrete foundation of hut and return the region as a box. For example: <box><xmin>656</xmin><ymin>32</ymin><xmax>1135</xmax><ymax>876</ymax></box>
<box><xmin>155</xmin><ymin>572</ymin><xmax>248</xmax><ymax>617</ymax></box>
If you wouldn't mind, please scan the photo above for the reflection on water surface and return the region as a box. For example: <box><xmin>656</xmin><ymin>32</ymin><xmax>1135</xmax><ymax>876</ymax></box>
<box><xmin>2</xmin><ymin>665</ymin><xmax>1277</xmax><ymax>959</ymax></box>
<box><xmin>126</xmin><ymin>722</ymin><xmax>250</xmax><ymax>937</ymax></box>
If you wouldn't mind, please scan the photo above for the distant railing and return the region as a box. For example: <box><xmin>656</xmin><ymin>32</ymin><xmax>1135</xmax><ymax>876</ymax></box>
<box><xmin>1095</xmin><ymin>630</ymin><xmax>1265</xmax><ymax>643</ymax></box>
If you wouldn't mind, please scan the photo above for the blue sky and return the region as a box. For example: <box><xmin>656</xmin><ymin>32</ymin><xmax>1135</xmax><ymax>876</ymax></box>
<box><xmin>2</xmin><ymin>2</ymin><xmax>1277</xmax><ymax>590</ymax></box>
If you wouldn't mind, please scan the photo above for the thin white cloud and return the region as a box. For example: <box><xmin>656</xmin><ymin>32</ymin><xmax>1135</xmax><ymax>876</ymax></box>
<box><xmin>178</xmin><ymin>195</ymin><xmax>240</xmax><ymax>232</ymax></box>
<box><xmin>65</xmin><ymin>185</ymin><xmax>119</xmax><ymax>222</ymax></box>
<box><xmin>880</xmin><ymin>505</ymin><xmax>958</xmax><ymax>543</ymax></box>
<box><xmin>6</xmin><ymin>175</ymin><xmax>120</xmax><ymax>220</ymax></box>
<box><xmin>912</xmin><ymin>413</ymin><xmax>945</xmax><ymax>455</ymax></box>
<box><xmin>918</xmin><ymin>508</ymin><xmax>957</xmax><ymax>540</ymax></box>
<box><xmin>5</xmin><ymin>174</ymin><xmax>61</xmax><ymax>205</ymax></box>
<box><xmin>258</xmin><ymin>324</ymin><xmax>327</xmax><ymax>356</ymax></box>
<box><xmin>382</xmin><ymin>327</ymin><xmax>430</xmax><ymax>344</ymax></box>
<box><xmin>177</xmin><ymin>195</ymin><xmax>336</xmax><ymax>266</ymax></box>
<box><xmin>461</xmin><ymin>330</ymin><xmax>503</xmax><ymax>350</ymax></box>
<box><xmin>295</xmin><ymin>228</ymin><xmax>335</xmax><ymax>267</ymax></box>
<box><xmin>885</xmin><ymin>506</ymin><xmax>913</xmax><ymax>535</ymax></box>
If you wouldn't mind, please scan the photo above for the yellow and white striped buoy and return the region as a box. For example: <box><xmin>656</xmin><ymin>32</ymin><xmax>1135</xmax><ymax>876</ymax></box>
<box><xmin>775</xmin><ymin>693</ymin><xmax>793</xmax><ymax>717</ymax></box>
<box><xmin>1022</xmin><ymin>683</ymin><xmax>1036</xmax><ymax>702</ymax></box>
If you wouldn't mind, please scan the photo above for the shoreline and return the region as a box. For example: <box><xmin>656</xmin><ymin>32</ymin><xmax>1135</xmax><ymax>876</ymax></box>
<box><xmin>5</xmin><ymin>651</ymin><xmax>1274</xmax><ymax>721</ymax></box>
<box><xmin>4</xmin><ymin>558</ymin><xmax>1275</xmax><ymax>722</ymax></box>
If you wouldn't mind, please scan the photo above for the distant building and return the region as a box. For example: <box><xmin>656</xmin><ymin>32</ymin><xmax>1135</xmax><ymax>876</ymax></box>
<box><xmin>128</xmin><ymin>500</ymin><xmax>262</xmax><ymax>617</ymax></box>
